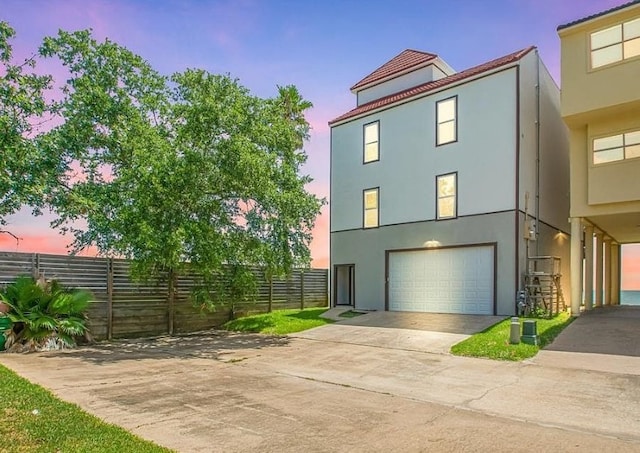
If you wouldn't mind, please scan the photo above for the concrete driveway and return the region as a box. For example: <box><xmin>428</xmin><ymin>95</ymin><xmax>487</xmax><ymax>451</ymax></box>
<box><xmin>297</xmin><ymin>310</ymin><xmax>505</xmax><ymax>354</ymax></box>
<box><xmin>2</xmin><ymin>315</ymin><xmax>640</xmax><ymax>452</ymax></box>
<box><xmin>534</xmin><ymin>305</ymin><xmax>640</xmax><ymax>375</ymax></box>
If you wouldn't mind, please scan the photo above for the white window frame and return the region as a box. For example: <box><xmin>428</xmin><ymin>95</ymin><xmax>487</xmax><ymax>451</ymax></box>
<box><xmin>436</xmin><ymin>172</ymin><xmax>457</xmax><ymax>220</ymax></box>
<box><xmin>363</xmin><ymin>187</ymin><xmax>379</xmax><ymax>228</ymax></box>
<box><xmin>590</xmin><ymin>17</ymin><xmax>640</xmax><ymax>69</ymax></box>
<box><xmin>436</xmin><ymin>96</ymin><xmax>457</xmax><ymax>146</ymax></box>
<box><xmin>363</xmin><ymin>121</ymin><xmax>379</xmax><ymax>164</ymax></box>
<box><xmin>592</xmin><ymin>129</ymin><xmax>640</xmax><ymax>165</ymax></box>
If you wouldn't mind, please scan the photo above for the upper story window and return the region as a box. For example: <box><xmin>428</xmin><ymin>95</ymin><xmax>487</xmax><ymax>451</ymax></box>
<box><xmin>363</xmin><ymin>187</ymin><xmax>379</xmax><ymax>228</ymax></box>
<box><xmin>437</xmin><ymin>173</ymin><xmax>457</xmax><ymax>219</ymax></box>
<box><xmin>593</xmin><ymin>130</ymin><xmax>640</xmax><ymax>164</ymax></box>
<box><xmin>436</xmin><ymin>97</ymin><xmax>457</xmax><ymax>146</ymax></box>
<box><xmin>363</xmin><ymin>121</ymin><xmax>379</xmax><ymax>163</ymax></box>
<box><xmin>590</xmin><ymin>18</ymin><xmax>640</xmax><ymax>68</ymax></box>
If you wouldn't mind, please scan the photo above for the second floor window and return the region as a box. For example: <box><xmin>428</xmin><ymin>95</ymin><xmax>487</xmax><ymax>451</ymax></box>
<box><xmin>591</xmin><ymin>18</ymin><xmax>640</xmax><ymax>68</ymax></box>
<box><xmin>364</xmin><ymin>121</ymin><xmax>379</xmax><ymax>163</ymax></box>
<box><xmin>436</xmin><ymin>97</ymin><xmax>457</xmax><ymax>146</ymax></box>
<box><xmin>363</xmin><ymin>188</ymin><xmax>379</xmax><ymax>228</ymax></box>
<box><xmin>437</xmin><ymin>173</ymin><xmax>457</xmax><ymax>219</ymax></box>
<box><xmin>593</xmin><ymin>130</ymin><xmax>640</xmax><ymax>164</ymax></box>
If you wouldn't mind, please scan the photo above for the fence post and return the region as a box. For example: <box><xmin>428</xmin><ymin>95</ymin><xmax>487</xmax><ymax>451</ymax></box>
<box><xmin>300</xmin><ymin>270</ymin><xmax>305</xmax><ymax>310</ymax></box>
<box><xmin>106</xmin><ymin>259</ymin><xmax>114</xmax><ymax>340</ymax></box>
<box><xmin>167</xmin><ymin>269</ymin><xmax>176</xmax><ymax>335</ymax></box>
<box><xmin>325</xmin><ymin>269</ymin><xmax>330</xmax><ymax>307</ymax></box>
<box><xmin>31</xmin><ymin>253</ymin><xmax>40</xmax><ymax>279</ymax></box>
<box><xmin>268</xmin><ymin>276</ymin><xmax>273</xmax><ymax>313</ymax></box>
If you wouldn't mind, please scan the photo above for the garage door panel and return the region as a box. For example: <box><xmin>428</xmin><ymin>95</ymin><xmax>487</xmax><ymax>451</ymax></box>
<box><xmin>388</xmin><ymin>246</ymin><xmax>494</xmax><ymax>315</ymax></box>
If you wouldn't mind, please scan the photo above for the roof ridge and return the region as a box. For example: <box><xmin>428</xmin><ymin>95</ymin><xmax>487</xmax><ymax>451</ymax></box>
<box><xmin>404</xmin><ymin>48</ymin><xmax>438</xmax><ymax>56</ymax></box>
<box><xmin>331</xmin><ymin>46</ymin><xmax>536</xmax><ymax>126</ymax></box>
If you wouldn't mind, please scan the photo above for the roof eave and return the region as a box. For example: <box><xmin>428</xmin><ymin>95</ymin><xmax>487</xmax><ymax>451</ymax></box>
<box><xmin>349</xmin><ymin>59</ymin><xmax>437</xmax><ymax>93</ymax></box>
<box><xmin>331</xmin><ymin>59</ymin><xmax>524</xmax><ymax>128</ymax></box>
<box><xmin>557</xmin><ymin>0</ymin><xmax>640</xmax><ymax>33</ymax></box>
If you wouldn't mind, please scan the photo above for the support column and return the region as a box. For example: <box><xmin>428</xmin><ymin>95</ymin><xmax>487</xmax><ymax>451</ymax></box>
<box><xmin>611</xmin><ymin>243</ymin><xmax>621</xmax><ymax>305</ymax></box>
<box><xmin>584</xmin><ymin>225</ymin><xmax>594</xmax><ymax>311</ymax></box>
<box><xmin>570</xmin><ymin>218</ymin><xmax>584</xmax><ymax>316</ymax></box>
<box><xmin>594</xmin><ymin>231</ymin><xmax>604</xmax><ymax>308</ymax></box>
<box><xmin>604</xmin><ymin>237</ymin><xmax>612</xmax><ymax>305</ymax></box>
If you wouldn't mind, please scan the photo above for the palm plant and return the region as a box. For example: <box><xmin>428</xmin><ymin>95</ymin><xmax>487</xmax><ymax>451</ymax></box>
<box><xmin>1</xmin><ymin>276</ymin><xmax>93</xmax><ymax>349</ymax></box>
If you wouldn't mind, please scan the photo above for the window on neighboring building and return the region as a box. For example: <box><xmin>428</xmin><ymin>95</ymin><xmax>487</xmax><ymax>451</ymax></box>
<box><xmin>436</xmin><ymin>97</ymin><xmax>457</xmax><ymax>145</ymax></box>
<box><xmin>590</xmin><ymin>18</ymin><xmax>640</xmax><ymax>68</ymax></box>
<box><xmin>363</xmin><ymin>188</ymin><xmax>379</xmax><ymax>228</ymax></box>
<box><xmin>363</xmin><ymin>121</ymin><xmax>379</xmax><ymax>163</ymax></box>
<box><xmin>436</xmin><ymin>173</ymin><xmax>457</xmax><ymax>219</ymax></box>
<box><xmin>593</xmin><ymin>130</ymin><xmax>640</xmax><ymax>164</ymax></box>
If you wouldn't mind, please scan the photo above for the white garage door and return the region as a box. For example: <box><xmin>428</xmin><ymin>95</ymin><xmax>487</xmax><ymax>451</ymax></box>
<box><xmin>388</xmin><ymin>246</ymin><xmax>494</xmax><ymax>314</ymax></box>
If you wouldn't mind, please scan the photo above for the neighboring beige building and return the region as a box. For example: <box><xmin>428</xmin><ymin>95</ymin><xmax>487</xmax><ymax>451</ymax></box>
<box><xmin>558</xmin><ymin>0</ymin><xmax>640</xmax><ymax>315</ymax></box>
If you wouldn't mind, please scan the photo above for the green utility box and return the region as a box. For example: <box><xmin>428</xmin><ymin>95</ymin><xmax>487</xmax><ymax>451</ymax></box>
<box><xmin>521</xmin><ymin>319</ymin><xmax>538</xmax><ymax>345</ymax></box>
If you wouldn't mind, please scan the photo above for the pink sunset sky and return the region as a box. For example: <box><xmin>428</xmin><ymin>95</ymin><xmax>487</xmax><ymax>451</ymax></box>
<box><xmin>2</xmin><ymin>0</ymin><xmax>640</xmax><ymax>289</ymax></box>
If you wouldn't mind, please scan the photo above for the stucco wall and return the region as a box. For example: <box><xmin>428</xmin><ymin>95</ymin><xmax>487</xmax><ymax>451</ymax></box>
<box><xmin>517</xmin><ymin>212</ymin><xmax>571</xmax><ymax>308</ymax></box>
<box><xmin>518</xmin><ymin>51</ymin><xmax>570</xmax><ymax>235</ymax></box>
<box><xmin>357</xmin><ymin>65</ymin><xmax>439</xmax><ymax>106</ymax></box>
<box><xmin>560</xmin><ymin>4</ymin><xmax>640</xmax><ymax>120</ymax></box>
<box><xmin>331</xmin><ymin>67</ymin><xmax>518</xmax><ymax>233</ymax></box>
<box><xmin>569</xmin><ymin>105</ymin><xmax>640</xmax><ymax>218</ymax></box>
<box><xmin>331</xmin><ymin>211</ymin><xmax>517</xmax><ymax>315</ymax></box>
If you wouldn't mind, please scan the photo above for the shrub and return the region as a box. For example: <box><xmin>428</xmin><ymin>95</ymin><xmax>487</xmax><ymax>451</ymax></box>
<box><xmin>1</xmin><ymin>276</ymin><xmax>93</xmax><ymax>351</ymax></box>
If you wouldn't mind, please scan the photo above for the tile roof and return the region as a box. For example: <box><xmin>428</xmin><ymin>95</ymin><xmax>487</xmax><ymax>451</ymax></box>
<box><xmin>350</xmin><ymin>49</ymin><xmax>438</xmax><ymax>91</ymax></box>
<box><xmin>330</xmin><ymin>46</ymin><xmax>535</xmax><ymax>126</ymax></box>
<box><xmin>557</xmin><ymin>0</ymin><xmax>640</xmax><ymax>30</ymax></box>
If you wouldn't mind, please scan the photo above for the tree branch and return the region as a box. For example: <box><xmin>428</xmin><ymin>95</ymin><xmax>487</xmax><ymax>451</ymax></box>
<box><xmin>0</xmin><ymin>230</ymin><xmax>22</xmax><ymax>246</ymax></box>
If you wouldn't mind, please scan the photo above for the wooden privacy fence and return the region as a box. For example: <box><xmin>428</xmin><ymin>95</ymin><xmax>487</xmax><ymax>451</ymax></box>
<box><xmin>0</xmin><ymin>252</ymin><xmax>328</xmax><ymax>340</ymax></box>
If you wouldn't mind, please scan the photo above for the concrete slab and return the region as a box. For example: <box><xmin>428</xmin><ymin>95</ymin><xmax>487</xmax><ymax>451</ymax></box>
<box><xmin>292</xmin><ymin>323</ymin><xmax>469</xmax><ymax>354</ymax></box>
<box><xmin>336</xmin><ymin>311</ymin><xmax>506</xmax><ymax>334</ymax></box>
<box><xmin>294</xmin><ymin>311</ymin><xmax>505</xmax><ymax>354</ymax></box>
<box><xmin>534</xmin><ymin>305</ymin><xmax>640</xmax><ymax>374</ymax></box>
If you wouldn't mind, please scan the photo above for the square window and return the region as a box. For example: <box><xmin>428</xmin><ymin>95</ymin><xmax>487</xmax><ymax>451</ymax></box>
<box><xmin>590</xmin><ymin>19</ymin><xmax>640</xmax><ymax>68</ymax></box>
<box><xmin>591</xmin><ymin>44</ymin><xmax>623</xmax><ymax>68</ymax></box>
<box><xmin>363</xmin><ymin>188</ymin><xmax>379</xmax><ymax>228</ymax></box>
<box><xmin>436</xmin><ymin>173</ymin><xmax>457</xmax><ymax>219</ymax></box>
<box><xmin>624</xmin><ymin>37</ymin><xmax>640</xmax><ymax>59</ymax></box>
<box><xmin>593</xmin><ymin>129</ymin><xmax>640</xmax><ymax>164</ymax></box>
<box><xmin>436</xmin><ymin>97</ymin><xmax>457</xmax><ymax>146</ymax></box>
<box><xmin>624</xmin><ymin>18</ymin><xmax>640</xmax><ymax>40</ymax></box>
<box><xmin>625</xmin><ymin>131</ymin><xmax>640</xmax><ymax>145</ymax></box>
<box><xmin>363</xmin><ymin>122</ymin><xmax>379</xmax><ymax>163</ymax></box>
<box><xmin>591</xmin><ymin>25</ymin><xmax>622</xmax><ymax>50</ymax></box>
<box><xmin>594</xmin><ymin>134</ymin><xmax>623</xmax><ymax>151</ymax></box>
<box><xmin>594</xmin><ymin>148</ymin><xmax>624</xmax><ymax>164</ymax></box>
<box><xmin>626</xmin><ymin>144</ymin><xmax>640</xmax><ymax>159</ymax></box>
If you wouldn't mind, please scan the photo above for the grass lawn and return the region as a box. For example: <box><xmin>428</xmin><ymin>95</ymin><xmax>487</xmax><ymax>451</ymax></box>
<box><xmin>0</xmin><ymin>364</ymin><xmax>172</xmax><ymax>453</ymax></box>
<box><xmin>222</xmin><ymin>307</ymin><xmax>333</xmax><ymax>335</ymax></box>
<box><xmin>450</xmin><ymin>312</ymin><xmax>574</xmax><ymax>361</ymax></box>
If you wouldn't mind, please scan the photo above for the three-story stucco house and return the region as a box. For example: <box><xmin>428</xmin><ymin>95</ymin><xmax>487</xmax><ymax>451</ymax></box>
<box><xmin>329</xmin><ymin>46</ymin><xmax>570</xmax><ymax>316</ymax></box>
<box><xmin>559</xmin><ymin>0</ymin><xmax>640</xmax><ymax>315</ymax></box>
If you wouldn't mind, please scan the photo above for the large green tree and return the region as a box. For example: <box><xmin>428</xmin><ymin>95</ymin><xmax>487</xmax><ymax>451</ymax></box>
<box><xmin>40</xmin><ymin>29</ymin><xmax>323</xmax><ymax>306</ymax></box>
<box><xmin>0</xmin><ymin>22</ymin><xmax>55</xmax><ymax>237</ymax></box>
